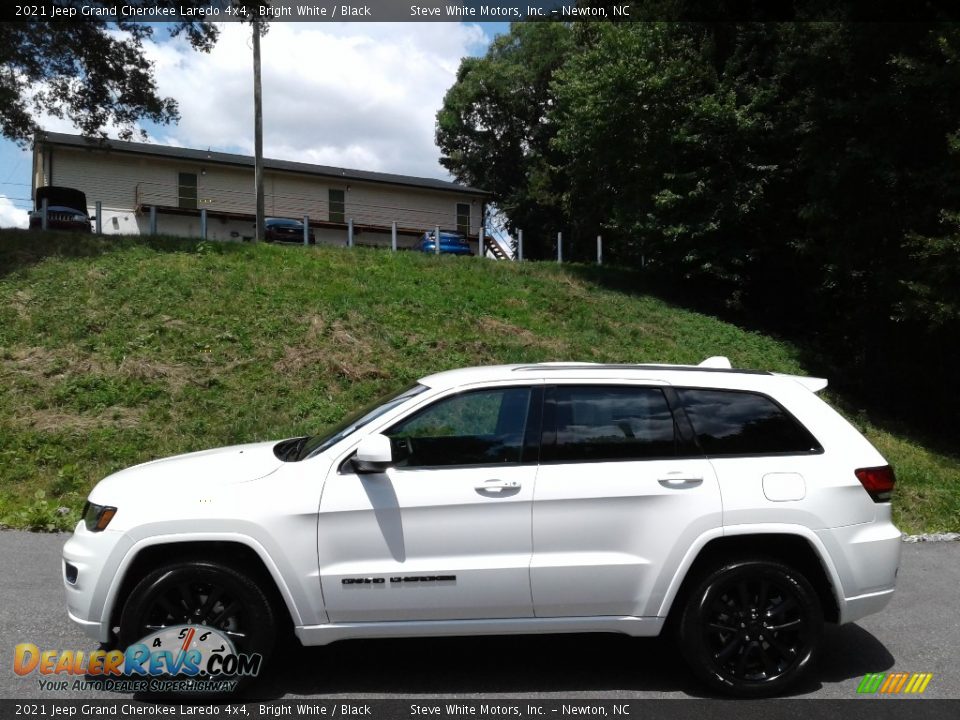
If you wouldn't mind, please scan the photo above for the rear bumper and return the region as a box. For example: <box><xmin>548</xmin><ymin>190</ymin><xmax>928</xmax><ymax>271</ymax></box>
<box><xmin>817</xmin><ymin>511</ymin><xmax>902</xmax><ymax>624</ymax></box>
<box><xmin>840</xmin><ymin>587</ymin><xmax>897</xmax><ymax>624</ymax></box>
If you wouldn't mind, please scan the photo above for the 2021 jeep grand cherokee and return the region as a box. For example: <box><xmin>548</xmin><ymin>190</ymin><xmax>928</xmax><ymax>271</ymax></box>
<box><xmin>63</xmin><ymin>359</ymin><xmax>901</xmax><ymax>697</ymax></box>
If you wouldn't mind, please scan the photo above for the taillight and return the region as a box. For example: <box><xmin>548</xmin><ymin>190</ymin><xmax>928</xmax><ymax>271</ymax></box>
<box><xmin>855</xmin><ymin>465</ymin><xmax>896</xmax><ymax>502</ymax></box>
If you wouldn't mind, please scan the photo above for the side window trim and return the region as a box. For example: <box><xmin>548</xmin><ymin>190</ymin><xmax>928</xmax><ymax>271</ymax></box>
<box><xmin>662</xmin><ymin>386</ymin><xmax>701</xmax><ymax>457</ymax></box>
<box><xmin>521</xmin><ymin>386</ymin><xmax>544</xmax><ymax>465</ymax></box>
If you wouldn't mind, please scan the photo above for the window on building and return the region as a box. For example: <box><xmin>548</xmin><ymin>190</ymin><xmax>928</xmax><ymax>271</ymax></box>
<box><xmin>677</xmin><ymin>389</ymin><xmax>823</xmax><ymax>456</ymax></box>
<box><xmin>456</xmin><ymin>202</ymin><xmax>471</xmax><ymax>236</ymax></box>
<box><xmin>329</xmin><ymin>189</ymin><xmax>345</xmax><ymax>224</ymax></box>
<box><xmin>178</xmin><ymin>173</ymin><xmax>197</xmax><ymax>210</ymax></box>
<box><xmin>386</xmin><ymin>387</ymin><xmax>533</xmax><ymax>467</ymax></box>
<box><xmin>543</xmin><ymin>386</ymin><xmax>677</xmax><ymax>462</ymax></box>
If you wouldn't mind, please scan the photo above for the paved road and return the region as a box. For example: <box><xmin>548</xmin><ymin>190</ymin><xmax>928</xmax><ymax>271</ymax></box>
<box><xmin>0</xmin><ymin>531</ymin><xmax>957</xmax><ymax>700</ymax></box>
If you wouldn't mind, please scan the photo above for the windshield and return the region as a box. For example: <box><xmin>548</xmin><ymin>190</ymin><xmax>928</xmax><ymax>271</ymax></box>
<box><xmin>296</xmin><ymin>383</ymin><xmax>427</xmax><ymax>460</ymax></box>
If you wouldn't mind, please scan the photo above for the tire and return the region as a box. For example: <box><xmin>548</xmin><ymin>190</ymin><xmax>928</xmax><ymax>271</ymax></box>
<box><xmin>118</xmin><ymin>561</ymin><xmax>276</xmax><ymax>693</ymax></box>
<box><xmin>678</xmin><ymin>559</ymin><xmax>823</xmax><ymax>698</ymax></box>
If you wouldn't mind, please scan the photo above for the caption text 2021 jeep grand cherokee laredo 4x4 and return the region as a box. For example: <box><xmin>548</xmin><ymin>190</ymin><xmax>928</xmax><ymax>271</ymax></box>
<box><xmin>63</xmin><ymin>358</ymin><xmax>901</xmax><ymax>697</ymax></box>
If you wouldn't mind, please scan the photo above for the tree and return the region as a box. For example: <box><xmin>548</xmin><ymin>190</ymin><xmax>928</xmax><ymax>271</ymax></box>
<box><xmin>439</xmin><ymin>20</ymin><xmax>960</xmax><ymax>435</ymax></box>
<box><xmin>436</xmin><ymin>22</ymin><xmax>574</xmax><ymax>259</ymax></box>
<box><xmin>0</xmin><ymin>2</ymin><xmax>244</xmax><ymax>145</ymax></box>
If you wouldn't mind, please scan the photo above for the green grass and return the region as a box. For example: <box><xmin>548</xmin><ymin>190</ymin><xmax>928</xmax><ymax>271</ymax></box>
<box><xmin>0</xmin><ymin>229</ymin><xmax>957</xmax><ymax>533</ymax></box>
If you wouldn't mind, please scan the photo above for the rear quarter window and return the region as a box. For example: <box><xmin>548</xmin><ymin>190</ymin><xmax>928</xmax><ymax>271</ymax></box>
<box><xmin>677</xmin><ymin>388</ymin><xmax>822</xmax><ymax>456</ymax></box>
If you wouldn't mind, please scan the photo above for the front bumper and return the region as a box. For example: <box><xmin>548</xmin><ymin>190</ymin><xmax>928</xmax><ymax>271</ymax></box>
<box><xmin>62</xmin><ymin>524</ymin><xmax>132</xmax><ymax>643</ymax></box>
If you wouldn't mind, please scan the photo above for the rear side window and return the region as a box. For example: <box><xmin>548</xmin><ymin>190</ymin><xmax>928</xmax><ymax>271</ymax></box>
<box><xmin>677</xmin><ymin>389</ymin><xmax>822</xmax><ymax>456</ymax></box>
<box><xmin>543</xmin><ymin>386</ymin><xmax>676</xmax><ymax>462</ymax></box>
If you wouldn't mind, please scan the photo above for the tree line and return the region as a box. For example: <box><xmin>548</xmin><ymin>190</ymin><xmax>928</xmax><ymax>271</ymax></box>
<box><xmin>436</xmin><ymin>22</ymin><xmax>960</xmax><ymax>441</ymax></box>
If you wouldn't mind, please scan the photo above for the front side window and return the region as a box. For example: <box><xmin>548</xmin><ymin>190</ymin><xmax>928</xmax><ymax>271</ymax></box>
<box><xmin>543</xmin><ymin>386</ymin><xmax>676</xmax><ymax>462</ymax></box>
<box><xmin>677</xmin><ymin>389</ymin><xmax>822</xmax><ymax>456</ymax></box>
<box><xmin>329</xmin><ymin>189</ymin><xmax>345</xmax><ymax>224</ymax></box>
<box><xmin>386</xmin><ymin>387</ymin><xmax>532</xmax><ymax>467</ymax></box>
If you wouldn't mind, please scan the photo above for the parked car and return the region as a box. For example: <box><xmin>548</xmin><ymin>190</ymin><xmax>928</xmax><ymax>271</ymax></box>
<box><xmin>63</xmin><ymin>358</ymin><xmax>900</xmax><ymax>697</ymax></box>
<box><xmin>29</xmin><ymin>186</ymin><xmax>92</xmax><ymax>232</ymax></box>
<box><xmin>416</xmin><ymin>229</ymin><xmax>472</xmax><ymax>255</ymax></box>
<box><xmin>264</xmin><ymin>217</ymin><xmax>315</xmax><ymax>244</ymax></box>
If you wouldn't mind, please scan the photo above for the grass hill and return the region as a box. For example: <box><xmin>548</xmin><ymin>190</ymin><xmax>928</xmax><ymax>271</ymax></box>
<box><xmin>0</xmin><ymin>229</ymin><xmax>957</xmax><ymax>533</ymax></box>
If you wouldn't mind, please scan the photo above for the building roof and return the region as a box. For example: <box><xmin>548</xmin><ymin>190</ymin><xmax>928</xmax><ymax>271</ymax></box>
<box><xmin>36</xmin><ymin>132</ymin><xmax>488</xmax><ymax>196</ymax></box>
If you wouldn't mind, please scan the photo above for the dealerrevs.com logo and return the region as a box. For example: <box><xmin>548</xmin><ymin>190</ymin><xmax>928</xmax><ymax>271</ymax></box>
<box><xmin>14</xmin><ymin>625</ymin><xmax>261</xmax><ymax>694</ymax></box>
<box><xmin>857</xmin><ymin>672</ymin><xmax>934</xmax><ymax>695</ymax></box>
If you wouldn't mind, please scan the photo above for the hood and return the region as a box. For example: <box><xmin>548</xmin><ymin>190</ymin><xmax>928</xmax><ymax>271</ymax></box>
<box><xmin>92</xmin><ymin>441</ymin><xmax>284</xmax><ymax>500</ymax></box>
<box><xmin>34</xmin><ymin>186</ymin><xmax>88</xmax><ymax>214</ymax></box>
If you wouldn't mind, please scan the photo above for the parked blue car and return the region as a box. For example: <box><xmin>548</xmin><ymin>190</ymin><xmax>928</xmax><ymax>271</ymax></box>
<box><xmin>416</xmin><ymin>230</ymin><xmax>473</xmax><ymax>255</ymax></box>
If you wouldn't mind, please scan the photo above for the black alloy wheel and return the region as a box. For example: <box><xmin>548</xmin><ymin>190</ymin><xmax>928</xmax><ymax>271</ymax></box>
<box><xmin>679</xmin><ymin>559</ymin><xmax>823</xmax><ymax>697</ymax></box>
<box><xmin>118</xmin><ymin>561</ymin><xmax>276</xmax><ymax>684</ymax></box>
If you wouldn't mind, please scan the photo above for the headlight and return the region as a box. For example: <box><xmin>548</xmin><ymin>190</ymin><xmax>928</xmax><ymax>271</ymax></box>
<box><xmin>82</xmin><ymin>501</ymin><xmax>117</xmax><ymax>532</ymax></box>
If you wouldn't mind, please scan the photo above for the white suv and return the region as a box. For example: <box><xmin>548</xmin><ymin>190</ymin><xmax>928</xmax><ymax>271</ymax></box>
<box><xmin>63</xmin><ymin>358</ymin><xmax>901</xmax><ymax>697</ymax></box>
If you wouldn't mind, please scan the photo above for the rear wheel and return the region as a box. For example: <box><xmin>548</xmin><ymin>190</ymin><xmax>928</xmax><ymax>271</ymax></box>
<box><xmin>679</xmin><ymin>559</ymin><xmax>823</xmax><ymax>697</ymax></box>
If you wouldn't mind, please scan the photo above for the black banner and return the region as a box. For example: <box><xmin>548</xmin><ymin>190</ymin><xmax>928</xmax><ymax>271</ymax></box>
<box><xmin>0</xmin><ymin>700</ymin><xmax>957</xmax><ymax>720</ymax></box>
<box><xmin>3</xmin><ymin>0</ymin><xmax>960</xmax><ymax>23</ymax></box>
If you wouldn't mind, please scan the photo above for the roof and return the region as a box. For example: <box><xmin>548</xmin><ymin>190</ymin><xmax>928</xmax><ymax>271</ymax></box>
<box><xmin>36</xmin><ymin>131</ymin><xmax>489</xmax><ymax>196</ymax></box>
<box><xmin>418</xmin><ymin>358</ymin><xmax>828</xmax><ymax>394</ymax></box>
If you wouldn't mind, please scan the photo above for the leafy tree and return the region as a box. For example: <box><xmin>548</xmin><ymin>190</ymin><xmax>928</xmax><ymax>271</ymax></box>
<box><xmin>436</xmin><ymin>22</ymin><xmax>574</xmax><ymax>259</ymax></box>
<box><xmin>440</xmin><ymin>20</ymin><xmax>960</xmax><ymax>435</ymax></box>
<box><xmin>0</xmin><ymin>2</ymin><xmax>271</xmax><ymax>145</ymax></box>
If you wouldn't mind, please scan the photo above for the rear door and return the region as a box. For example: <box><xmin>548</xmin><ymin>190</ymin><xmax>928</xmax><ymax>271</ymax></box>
<box><xmin>530</xmin><ymin>384</ymin><xmax>721</xmax><ymax>618</ymax></box>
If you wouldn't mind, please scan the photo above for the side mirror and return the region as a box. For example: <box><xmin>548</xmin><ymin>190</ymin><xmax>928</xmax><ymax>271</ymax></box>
<box><xmin>351</xmin><ymin>433</ymin><xmax>393</xmax><ymax>474</ymax></box>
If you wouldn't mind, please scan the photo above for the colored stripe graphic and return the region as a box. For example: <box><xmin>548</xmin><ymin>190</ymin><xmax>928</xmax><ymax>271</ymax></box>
<box><xmin>857</xmin><ymin>673</ymin><xmax>885</xmax><ymax>693</ymax></box>
<box><xmin>858</xmin><ymin>672</ymin><xmax>932</xmax><ymax>694</ymax></box>
<box><xmin>905</xmin><ymin>673</ymin><xmax>933</xmax><ymax>694</ymax></box>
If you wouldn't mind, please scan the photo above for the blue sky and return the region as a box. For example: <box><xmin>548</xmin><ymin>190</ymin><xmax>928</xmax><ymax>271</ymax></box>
<box><xmin>0</xmin><ymin>22</ymin><xmax>509</xmax><ymax>228</ymax></box>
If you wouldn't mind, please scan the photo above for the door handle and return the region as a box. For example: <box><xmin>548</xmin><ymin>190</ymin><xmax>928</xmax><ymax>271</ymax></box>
<box><xmin>474</xmin><ymin>480</ymin><xmax>520</xmax><ymax>492</ymax></box>
<box><xmin>658</xmin><ymin>473</ymin><xmax>703</xmax><ymax>488</ymax></box>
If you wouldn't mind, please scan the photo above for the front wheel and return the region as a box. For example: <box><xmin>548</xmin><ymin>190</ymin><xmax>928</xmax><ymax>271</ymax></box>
<box><xmin>118</xmin><ymin>561</ymin><xmax>276</xmax><ymax>692</ymax></box>
<box><xmin>679</xmin><ymin>559</ymin><xmax>823</xmax><ymax>698</ymax></box>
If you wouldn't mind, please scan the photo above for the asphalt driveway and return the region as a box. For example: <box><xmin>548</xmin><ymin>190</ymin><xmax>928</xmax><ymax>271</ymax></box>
<box><xmin>0</xmin><ymin>531</ymin><xmax>956</xmax><ymax>700</ymax></box>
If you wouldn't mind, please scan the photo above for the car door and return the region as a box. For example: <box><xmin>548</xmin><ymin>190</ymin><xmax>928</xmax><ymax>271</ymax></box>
<box><xmin>530</xmin><ymin>384</ymin><xmax>721</xmax><ymax>618</ymax></box>
<box><xmin>318</xmin><ymin>384</ymin><xmax>542</xmax><ymax>623</ymax></box>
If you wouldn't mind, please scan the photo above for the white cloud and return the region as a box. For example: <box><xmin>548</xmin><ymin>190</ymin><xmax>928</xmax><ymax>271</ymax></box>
<box><xmin>140</xmin><ymin>22</ymin><xmax>490</xmax><ymax>180</ymax></box>
<box><xmin>28</xmin><ymin>22</ymin><xmax>491</xmax><ymax>181</ymax></box>
<box><xmin>0</xmin><ymin>195</ymin><xmax>29</xmax><ymax>229</ymax></box>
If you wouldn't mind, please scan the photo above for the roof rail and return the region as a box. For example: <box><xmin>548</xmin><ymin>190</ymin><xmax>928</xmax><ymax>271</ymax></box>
<box><xmin>511</xmin><ymin>362</ymin><xmax>771</xmax><ymax>376</ymax></box>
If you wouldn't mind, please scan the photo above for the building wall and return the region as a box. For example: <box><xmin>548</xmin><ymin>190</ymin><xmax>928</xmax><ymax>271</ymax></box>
<box><xmin>39</xmin><ymin>144</ymin><xmax>484</xmax><ymax>238</ymax></box>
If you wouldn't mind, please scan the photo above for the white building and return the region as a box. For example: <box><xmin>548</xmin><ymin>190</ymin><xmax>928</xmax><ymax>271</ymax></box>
<box><xmin>32</xmin><ymin>132</ymin><xmax>491</xmax><ymax>252</ymax></box>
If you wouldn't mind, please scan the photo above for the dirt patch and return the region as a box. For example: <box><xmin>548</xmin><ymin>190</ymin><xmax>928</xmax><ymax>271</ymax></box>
<box><xmin>474</xmin><ymin>316</ymin><xmax>569</xmax><ymax>354</ymax></box>
<box><xmin>2</xmin><ymin>345</ymin><xmax>207</xmax><ymax>395</ymax></box>
<box><xmin>15</xmin><ymin>406</ymin><xmax>144</xmax><ymax>432</ymax></box>
<box><xmin>117</xmin><ymin>357</ymin><xmax>193</xmax><ymax>392</ymax></box>
<box><xmin>274</xmin><ymin>315</ymin><xmax>388</xmax><ymax>380</ymax></box>
<box><xmin>9</xmin><ymin>289</ymin><xmax>34</xmax><ymax>319</ymax></box>
<box><xmin>158</xmin><ymin>315</ymin><xmax>188</xmax><ymax>329</ymax></box>
<box><xmin>2</xmin><ymin>346</ymin><xmax>109</xmax><ymax>381</ymax></box>
<box><xmin>553</xmin><ymin>273</ymin><xmax>590</xmax><ymax>296</ymax></box>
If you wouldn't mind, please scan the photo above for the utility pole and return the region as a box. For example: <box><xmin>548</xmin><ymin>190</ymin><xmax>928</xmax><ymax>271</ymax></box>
<box><xmin>252</xmin><ymin>14</ymin><xmax>265</xmax><ymax>242</ymax></box>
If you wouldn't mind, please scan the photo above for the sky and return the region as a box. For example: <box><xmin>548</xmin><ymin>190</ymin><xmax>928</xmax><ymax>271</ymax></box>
<box><xmin>0</xmin><ymin>21</ymin><xmax>508</xmax><ymax>228</ymax></box>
